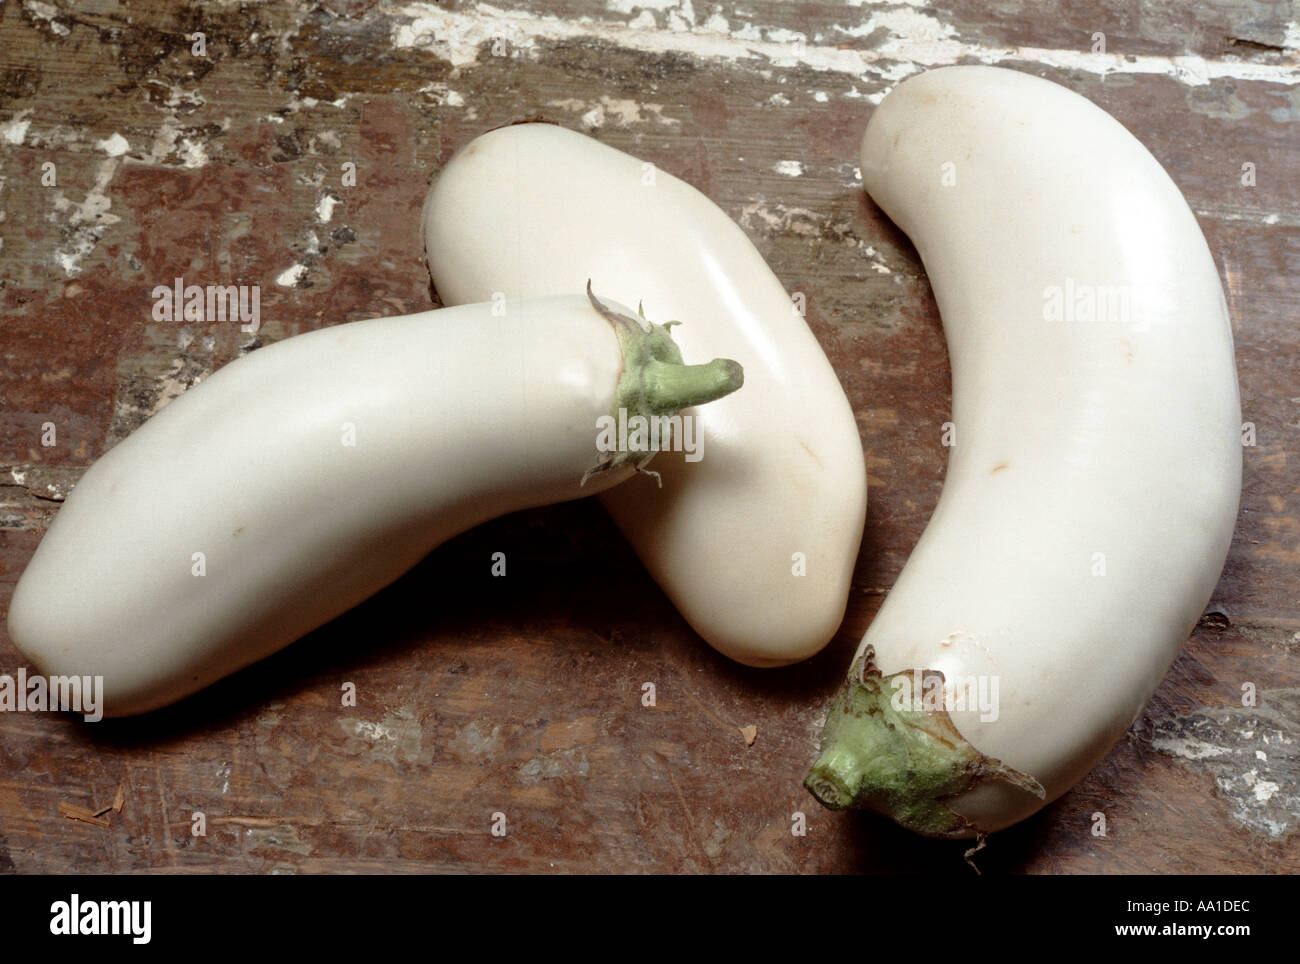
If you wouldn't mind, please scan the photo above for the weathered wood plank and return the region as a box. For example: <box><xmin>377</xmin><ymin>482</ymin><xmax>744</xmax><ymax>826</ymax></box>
<box><xmin>1</xmin><ymin>0</ymin><xmax>1297</xmax><ymax>873</ymax></box>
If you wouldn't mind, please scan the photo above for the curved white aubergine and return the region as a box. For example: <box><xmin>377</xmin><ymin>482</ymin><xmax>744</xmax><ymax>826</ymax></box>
<box><xmin>422</xmin><ymin>123</ymin><xmax>868</xmax><ymax>667</ymax></box>
<box><xmin>7</xmin><ymin>292</ymin><xmax>743</xmax><ymax>717</ymax></box>
<box><xmin>804</xmin><ymin>66</ymin><xmax>1242</xmax><ymax>836</ymax></box>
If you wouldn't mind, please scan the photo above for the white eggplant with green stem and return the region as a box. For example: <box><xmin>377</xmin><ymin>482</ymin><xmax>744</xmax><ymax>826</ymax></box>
<box><xmin>805</xmin><ymin>66</ymin><xmax>1242</xmax><ymax>837</ymax></box>
<box><xmin>422</xmin><ymin>122</ymin><xmax>868</xmax><ymax>668</ymax></box>
<box><xmin>7</xmin><ymin>289</ymin><xmax>743</xmax><ymax>717</ymax></box>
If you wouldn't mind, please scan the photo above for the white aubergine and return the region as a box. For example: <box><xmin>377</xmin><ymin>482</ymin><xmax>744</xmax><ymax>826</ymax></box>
<box><xmin>805</xmin><ymin>66</ymin><xmax>1242</xmax><ymax>837</ymax></box>
<box><xmin>9</xmin><ymin>292</ymin><xmax>743</xmax><ymax>717</ymax></box>
<box><xmin>422</xmin><ymin>123</ymin><xmax>868</xmax><ymax>667</ymax></box>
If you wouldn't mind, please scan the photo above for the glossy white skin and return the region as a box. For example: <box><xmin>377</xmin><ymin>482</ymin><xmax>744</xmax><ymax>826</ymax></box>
<box><xmin>422</xmin><ymin>123</ymin><xmax>867</xmax><ymax>667</ymax></box>
<box><xmin>8</xmin><ymin>296</ymin><xmax>640</xmax><ymax>717</ymax></box>
<box><xmin>857</xmin><ymin>67</ymin><xmax>1242</xmax><ymax>831</ymax></box>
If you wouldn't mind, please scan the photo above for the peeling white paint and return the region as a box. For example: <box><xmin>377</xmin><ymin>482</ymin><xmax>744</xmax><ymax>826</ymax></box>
<box><xmin>147</xmin><ymin>118</ymin><xmax>183</xmax><ymax>165</ymax></box>
<box><xmin>1153</xmin><ymin>691</ymin><xmax>1300</xmax><ymax>841</ymax></box>
<box><xmin>830</xmin><ymin>7</ymin><xmax>957</xmax><ymax>46</ymax></box>
<box><xmin>145</xmin><ymin>80</ymin><xmax>205</xmax><ymax>111</ymax></box>
<box><xmin>739</xmin><ymin>200</ymin><xmax>892</xmax><ymax>277</ymax></box>
<box><xmin>24</xmin><ymin>0</ymin><xmax>67</xmax><ymax>34</ymax></box>
<box><xmin>389</xmin><ymin>1</ymin><xmax>1300</xmax><ymax>88</ymax></box>
<box><xmin>1151</xmin><ymin>734</ymin><xmax>1231</xmax><ymax>760</ymax></box>
<box><xmin>773</xmin><ymin>160</ymin><xmax>803</xmax><ymax>177</ymax></box>
<box><xmin>52</xmin><ymin>157</ymin><xmax>121</xmax><ymax>276</ymax></box>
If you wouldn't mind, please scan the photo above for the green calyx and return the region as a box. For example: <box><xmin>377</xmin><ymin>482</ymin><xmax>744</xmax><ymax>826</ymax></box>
<box><xmin>804</xmin><ymin>646</ymin><xmax>1045</xmax><ymax>839</ymax></box>
<box><xmin>583</xmin><ymin>281</ymin><xmax>744</xmax><ymax>486</ymax></box>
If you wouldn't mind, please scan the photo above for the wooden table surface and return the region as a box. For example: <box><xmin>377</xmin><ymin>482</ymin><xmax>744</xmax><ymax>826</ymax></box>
<box><xmin>1</xmin><ymin>0</ymin><xmax>1297</xmax><ymax>874</ymax></box>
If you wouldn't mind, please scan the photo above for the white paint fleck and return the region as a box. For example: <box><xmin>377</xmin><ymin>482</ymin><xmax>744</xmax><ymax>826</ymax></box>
<box><xmin>96</xmin><ymin>132</ymin><xmax>130</xmax><ymax>157</ymax></box>
<box><xmin>766</xmin><ymin>93</ymin><xmax>790</xmax><ymax>107</ymax></box>
<box><xmin>316</xmin><ymin>195</ymin><xmax>338</xmax><ymax>223</ymax></box>
<box><xmin>311</xmin><ymin>130</ymin><xmax>342</xmax><ymax>152</ymax></box>
<box><xmin>178</xmin><ymin>137</ymin><xmax>209</xmax><ymax>168</ymax></box>
<box><xmin>813</xmin><ymin>90</ymin><xmax>829</xmax><ymax>103</ymax></box>
<box><xmin>2</xmin><ymin>111</ymin><xmax>32</xmax><ymax>146</ymax></box>
<box><xmin>347</xmin><ymin>719</ymin><xmax>396</xmax><ymax>742</ymax></box>
<box><xmin>863</xmin><ymin>245</ymin><xmax>892</xmax><ymax>274</ymax></box>
<box><xmin>1254</xmin><ymin>780</ymin><xmax>1280</xmax><ymax>803</ymax></box>
<box><xmin>417</xmin><ymin>82</ymin><xmax>467</xmax><ymax>107</ymax></box>
<box><xmin>546</xmin><ymin>96</ymin><xmax>681</xmax><ymax>128</ymax></box>
<box><xmin>773</xmin><ymin>160</ymin><xmax>803</xmax><ymax>177</ymax></box>
<box><xmin>276</xmin><ymin>263</ymin><xmax>308</xmax><ymax>287</ymax></box>
<box><xmin>739</xmin><ymin>200</ymin><xmax>824</xmax><ymax>237</ymax></box>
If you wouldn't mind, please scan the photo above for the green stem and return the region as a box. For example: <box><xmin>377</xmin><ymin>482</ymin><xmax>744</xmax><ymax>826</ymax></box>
<box><xmin>640</xmin><ymin>358</ymin><xmax>744</xmax><ymax>413</ymax></box>
<box><xmin>804</xmin><ymin>647</ymin><xmax>1045</xmax><ymax>838</ymax></box>
<box><xmin>583</xmin><ymin>281</ymin><xmax>744</xmax><ymax>484</ymax></box>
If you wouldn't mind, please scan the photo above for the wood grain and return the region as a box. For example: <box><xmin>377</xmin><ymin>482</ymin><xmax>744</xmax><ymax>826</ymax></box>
<box><xmin>1</xmin><ymin>0</ymin><xmax>1297</xmax><ymax>873</ymax></box>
